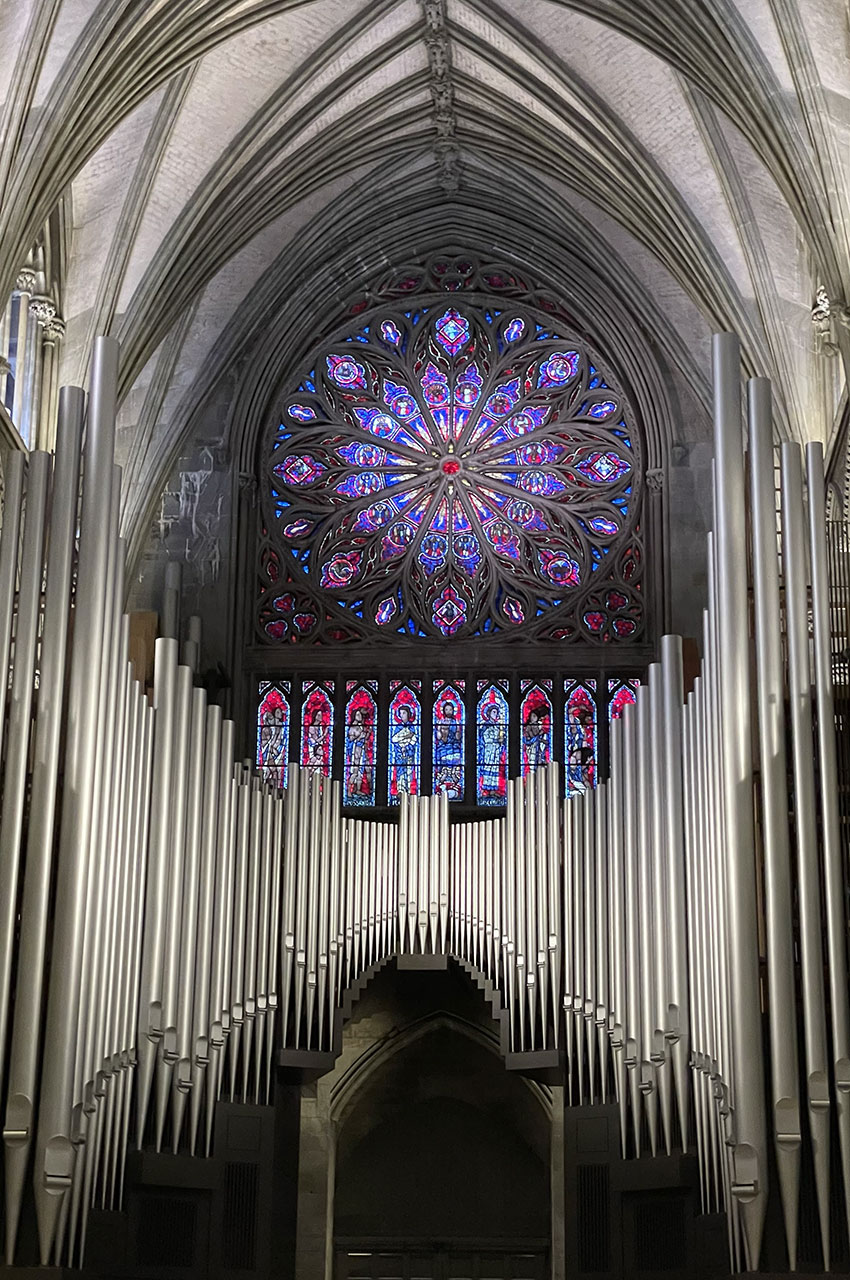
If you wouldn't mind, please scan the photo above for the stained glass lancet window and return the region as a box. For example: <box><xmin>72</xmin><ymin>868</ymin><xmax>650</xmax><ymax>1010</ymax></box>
<box><xmin>476</xmin><ymin>681</ymin><xmax>509</xmax><ymax>805</ymax></box>
<box><xmin>388</xmin><ymin>681</ymin><xmax>421</xmax><ymax>803</ymax></box>
<box><xmin>564</xmin><ymin>680</ymin><xmax>597</xmax><ymax>796</ymax></box>
<box><xmin>433</xmin><ymin>680</ymin><xmax>465</xmax><ymax>800</ymax></box>
<box><xmin>344</xmin><ymin>682</ymin><xmax>377</xmax><ymax>805</ymax></box>
<box><xmin>301</xmin><ymin>680</ymin><xmax>334</xmax><ymax>775</ymax></box>
<box><xmin>608</xmin><ymin>678</ymin><xmax>638</xmax><ymax>722</ymax></box>
<box><xmin>520</xmin><ymin>680</ymin><xmax>552</xmax><ymax>775</ymax></box>
<box><xmin>257</xmin><ymin>681</ymin><xmax>290</xmax><ymax>789</ymax></box>
<box><xmin>259</xmin><ymin>282</ymin><xmax>644</xmax><ymax>645</ymax></box>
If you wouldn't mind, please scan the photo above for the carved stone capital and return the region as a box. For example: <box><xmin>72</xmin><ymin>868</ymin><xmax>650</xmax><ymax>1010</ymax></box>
<box><xmin>29</xmin><ymin>295</ymin><xmax>56</xmax><ymax>326</ymax></box>
<box><xmin>645</xmin><ymin>468</ymin><xmax>664</xmax><ymax>492</ymax></box>
<box><xmin>15</xmin><ymin>268</ymin><xmax>37</xmax><ymax>295</ymax></box>
<box><xmin>812</xmin><ymin>284</ymin><xmax>840</xmax><ymax>356</ymax></box>
<box><xmin>42</xmin><ymin>316</ymin><xmax>65</xmax><ymax>344</ymax></box>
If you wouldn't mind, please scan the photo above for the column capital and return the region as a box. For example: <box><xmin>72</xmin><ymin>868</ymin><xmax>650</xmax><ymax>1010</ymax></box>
<box><xmin>42</xmin><ymin>316</ymin><xmax>65</xmax><ymax>344</ymax></box>
<box><xmin>15</xmin><ymin>268</ymin><xmax>37</xmax><ymax>295</ymax></box>
<box><xmin>29</xmin><ymin>295</ymin><xmax>56</xmax><ymax>326</ymax></box>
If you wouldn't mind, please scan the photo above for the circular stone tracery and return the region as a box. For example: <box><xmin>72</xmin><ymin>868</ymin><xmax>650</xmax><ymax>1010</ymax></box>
<box><xmin>261</xmin><ymin>300</ymin><xmax>644</xmax><ymax>643</ymax></box>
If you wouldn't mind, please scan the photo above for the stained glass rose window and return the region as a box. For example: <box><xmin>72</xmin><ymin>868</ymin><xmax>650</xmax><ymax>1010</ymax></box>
<box><xmin>260</xmin><ymin>299</ymin><xmax>643</xmax><ymax>643</ymax></box>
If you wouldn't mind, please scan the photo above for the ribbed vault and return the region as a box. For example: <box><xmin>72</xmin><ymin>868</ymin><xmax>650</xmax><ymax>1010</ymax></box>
<box><xmin>2</xmin><ymin>0</ymin><xmax>849</xmax><ymax>568</ymax></box>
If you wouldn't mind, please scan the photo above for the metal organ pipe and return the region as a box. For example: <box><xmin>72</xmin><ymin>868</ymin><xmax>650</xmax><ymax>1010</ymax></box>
<box><xmin>781</xmin><ymin>442</ymin><xmax>832</xmax><ymax>1268</ymax></box>
<box><xmin>748</xmin><ymin>378</ymin><xmax>801</xmax><ymax>1267</ymax></box>
<box><xmin>2</xmin><ymin>335</ymin><xmax>850</xmax><ymax>1280</ymax></box>
<box><xmin>806</xmin><ymin>441</ymin><xmax>850</xmax><ymax>1247</ymax></box>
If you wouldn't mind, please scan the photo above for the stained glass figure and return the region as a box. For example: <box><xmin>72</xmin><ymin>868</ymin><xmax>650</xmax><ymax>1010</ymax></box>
<box><xmin>344</xmin><ymin>682</ymin><xmax>377</xmax><ymax>805</ymax></box>
<box><xmin>301</xmin><ymin>681</ymin><xmax>334</xmax><ymax>775</ymax></box>
<box><xmin>263</xmin><ymin>292</ymin><xmax>643</xmax><ymax>643</ymax></box>
<box><xmin>564</xmin><ymin>680</ymin><xmax>597</xmax><ymax>796</ymax></box>
<box><xmin>433</xmin><ymin>680</ymin><xmax>465</xmax><ymax>800</ymax></box>
<box><xmin>608</xmin><ymin>678</ymin><xmax>639</xmax><ymax>721</ymax></box>
<box><xmin>388</xmin><ymin>681</ymin><xmax>421</xmax><ymax>802</ymax></box>
<box><xmin>257</xmin><ymin>681</ymin><xmax>290</xmax><ymax>789</ymax></box>
<box><xmin>520</xmin><ymin>681</ymin><xmax>552</xmax><ymax>775</ymax></box>
<box><xmin>476</xmin><ymin>682</ymin><xmax>509</xmax><ymax>805</ymax></box>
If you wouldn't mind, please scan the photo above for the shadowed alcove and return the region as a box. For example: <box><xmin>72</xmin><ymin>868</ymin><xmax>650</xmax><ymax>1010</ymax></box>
<box><xmin>322</xmin><ymin>966</ymin><xmax>551</xmax><ymax>1275</ymax></box>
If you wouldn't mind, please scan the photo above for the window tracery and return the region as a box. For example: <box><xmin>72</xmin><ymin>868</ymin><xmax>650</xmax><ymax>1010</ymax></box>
<box><xmin>258</xmin><ymin>263</ymin><xmax>645</xmax><ymax>647</ymax></box>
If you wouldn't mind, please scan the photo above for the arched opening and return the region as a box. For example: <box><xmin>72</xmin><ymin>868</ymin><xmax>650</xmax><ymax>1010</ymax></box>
<box><xmin>332</xmin><ymin>1013</ymin><xmax>550</xmax><ymax>1279</ymax></box>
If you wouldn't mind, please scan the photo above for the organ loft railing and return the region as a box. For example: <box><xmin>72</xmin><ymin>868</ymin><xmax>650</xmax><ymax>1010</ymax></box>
<box><xmin>1</xmin><ymin>336</ymin><xmax>850</xmax><ymax>1275</ymax></box>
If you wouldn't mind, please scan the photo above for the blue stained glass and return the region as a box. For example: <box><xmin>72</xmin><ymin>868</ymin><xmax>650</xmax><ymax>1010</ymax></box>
<box><xmin>576</xmin><ymin>452</ymin><xmax>630</xmax><ymax>483</ymax></box>
<box><xmin>432</xmin><ymin>584</ymin><xmax>467</xmax><ymax>634</ymax></box>
<box><xmin>521</xmin><ymin>682</ymin><xmax>552</xmax><ymax>775</ymax></box>
<box><xmin>381</xmin><ymin>522</ymin><xmax>415</xmax><ymax>561</ymax></box>
<box><xmin>381</xmin><ymin>319</ymin><xmax>402</xmax><ymax>346</ymax></box>
<box><xmin>484</xmin><ymin>379</ymin><xmax>521</xmax><ymax>417</ymax></box>
<box><xmin>344</xmin><ymin>683</ymin><xmax>377</xmax><ymax>806</ymax></box>
<box><xmin>388</xmin><ymin>682</ymin><xmax>421</xmax><ymax>802</ymax></box>
<box><xmin>335</xmin><ymin>472</ymin><xmax>384</xmax><ymax>499</ymax></box>
<box><xmin>336</xmin><ymin>441</ymin><xmax>386</xmax><ymax>466</ymax></box>
<box><xmin>353</xmin><ymin>407</ymin><xmax>424</xmax><ymax>452</ymax></box>
<box><xmin>355</xmin><ymin>499</ymin><xmax>394</xmax><ymax>532</ymax></box>
<box><xmin>274</xmin><ymin>454</ymin><xmax>326</xmax><ymax>485</ymax></box>
<box><xmin>477</xmin><ymin>684</ymin><xmax>509</xmax><ymax>805</ymax></box>
<box><xmin>257</xmin><ymin>682</ymin><xmax>290</xmax><ymax>789</ymax></box>
<box><xmin>538</xmin><ymin>351</ymin><xmax>580</xmax><ymax>387</ymax></box>
<box><xmin>453</xmin><ymin>531</ymin><xmax>481</xmax><ymax>576</ymax></box>
<box><xmin>502</xmin><ymin>595</ymin><xmax>524</xmax><ymax>625</ymax></box>
<box><xmin>564</xmin><ymin>680</ymin><xmax>597</xmax><ymax>796</ymax></box>
<box><xmin>538</xmin><ymin>548</ymin><xmax>580</xmax><ymax>587</ymax></box>
<box><xmin>268</xmin><ymin>300</ymin><xmax>642</xmax><ymax>642</ymax></box>
<box><xmin>484</xmin><ymin>520</ymin><xmax>520</xmax><ymax>559</ymax></box>
<box><xmin>419</xmin><ymin>532</ymin><xmax>448</xmax><ymax>575</ymax></box>
<box><xmin>320</xmin><ymin>549</ymin><xmax>362</xmax><ymax>588</ymax></box>
<box><xmin>282</xmin><ymin>517</ymin><xmax>314</xmax><ymax>538</ymax></box>
<box><xmin>301</xmin><ymin>682</ymin><xmax>334</xmax><ymax>775</ymax></box>
<box><xmin>375</xmin><ymin>596</ymin><xmax>397</xmax><ymax>625</ymax></box>
<box><xmin>383</xmin><ymin>378</ymin><xmax>418</xmax><ymax>417</ymax></box>
<box><xmin>435</xmin><ymin>308</ymin><xmax>469</xmax><ymax>355</ymax></box>
<box><xmin>327</xmin><ymin>353</ymin><xmax>366</xmax><ymax>388</ymax></box>
<box><xmin>421</xmin><ymin>362</ymin><xmax>450</xmax><ymax>407</ymax></box>
<box><xmin>433</xmin><ymin>681</ymin><xmax>465</xmax><ymax>799</ymax></box>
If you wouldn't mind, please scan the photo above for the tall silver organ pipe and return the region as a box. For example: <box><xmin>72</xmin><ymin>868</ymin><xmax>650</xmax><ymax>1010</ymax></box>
<box><xmin>2</xmin><ymin>334</ymin><xmax>850</xmax><ymax>1278</ymax></box>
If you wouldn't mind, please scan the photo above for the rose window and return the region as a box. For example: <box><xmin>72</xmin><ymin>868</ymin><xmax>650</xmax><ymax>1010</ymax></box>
<box><xmin>260</xmin><ymin>301</ymin><xmax>643</xmax><ymax>643</ymax></box>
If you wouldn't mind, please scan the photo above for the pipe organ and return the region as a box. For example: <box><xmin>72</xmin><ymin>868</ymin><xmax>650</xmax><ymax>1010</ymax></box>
<box><xmin>0</xmin><ymin>334</ymin><xmax>849</xmax><ymax>1275</ymax></box>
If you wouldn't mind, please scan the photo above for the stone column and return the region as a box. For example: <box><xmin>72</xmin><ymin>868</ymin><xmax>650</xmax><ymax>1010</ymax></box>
<box><xmin>37</xmin><ymin>313</ymin><xmax>64</xmax><ymax>452</ymax></box>
<box><xmin>25</xmin><ymin>296</ymin><xmax>55</xmax><ymax>449</ymax></box>
<box><xmin>10</xmin><ymin>268</ymin><xmax>36</xmax><ymax>431</ymax></box>
<box><xmin>0</xmin><ymin>295</ymin><xmax>13</xmax><ymax>408</ymax></box>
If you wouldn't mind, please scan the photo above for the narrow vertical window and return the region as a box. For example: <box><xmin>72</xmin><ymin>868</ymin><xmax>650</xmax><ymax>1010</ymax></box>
<box><xmin>257</xmin><ymin>681</ymin><xmax>290</xmax><ymax>789</ymax></box>
<box><xmin>432</xmin><ymin>680</ymin><xmax>465</xmax><ymax>800</ymax></box>
<box><xmin>564</xmin><ymin>680</ymin><xmax>597</xmax><ymax>796</ymax></box>
<box><xmin>388</xmin><ymin>681</ymin><xmax>421</xmax><ymax>803</ymax></box>
<box><xmin>608</xmin><ymin>677</ymin><xmax>638</xmax><ymax>722</ymax></box>
<box><xmin>476</xmin><ymin>681</ymin><xmax>509</xmax><ymax>805</ymax></box>
<box><xmin>301</xmin><ymin>680</ymin><xmax>334</xmax><ymax>775</ymax></box>
<box><xmin>520</xmin><ymin>680</ymin><xmax>552</xmax><ymax>775</ymax></box>
<box><xmin>343</xmin><ymin>681</ymin><xmax>377</xmax><ymax>806</ymax></box>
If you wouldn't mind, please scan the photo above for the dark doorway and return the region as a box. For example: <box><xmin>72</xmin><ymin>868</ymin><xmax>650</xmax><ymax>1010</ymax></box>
<box><xmin>333</xmin><ymin>1016</ymin><xmax>550</xmax><ymax>1269</ymax></box>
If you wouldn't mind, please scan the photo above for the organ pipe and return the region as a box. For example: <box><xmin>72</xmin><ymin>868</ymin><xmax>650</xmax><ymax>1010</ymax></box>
<box><xmin>1</xmin><ymin>335</ymin><xmax>849</xmax><ymax>1277</ymax></box>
